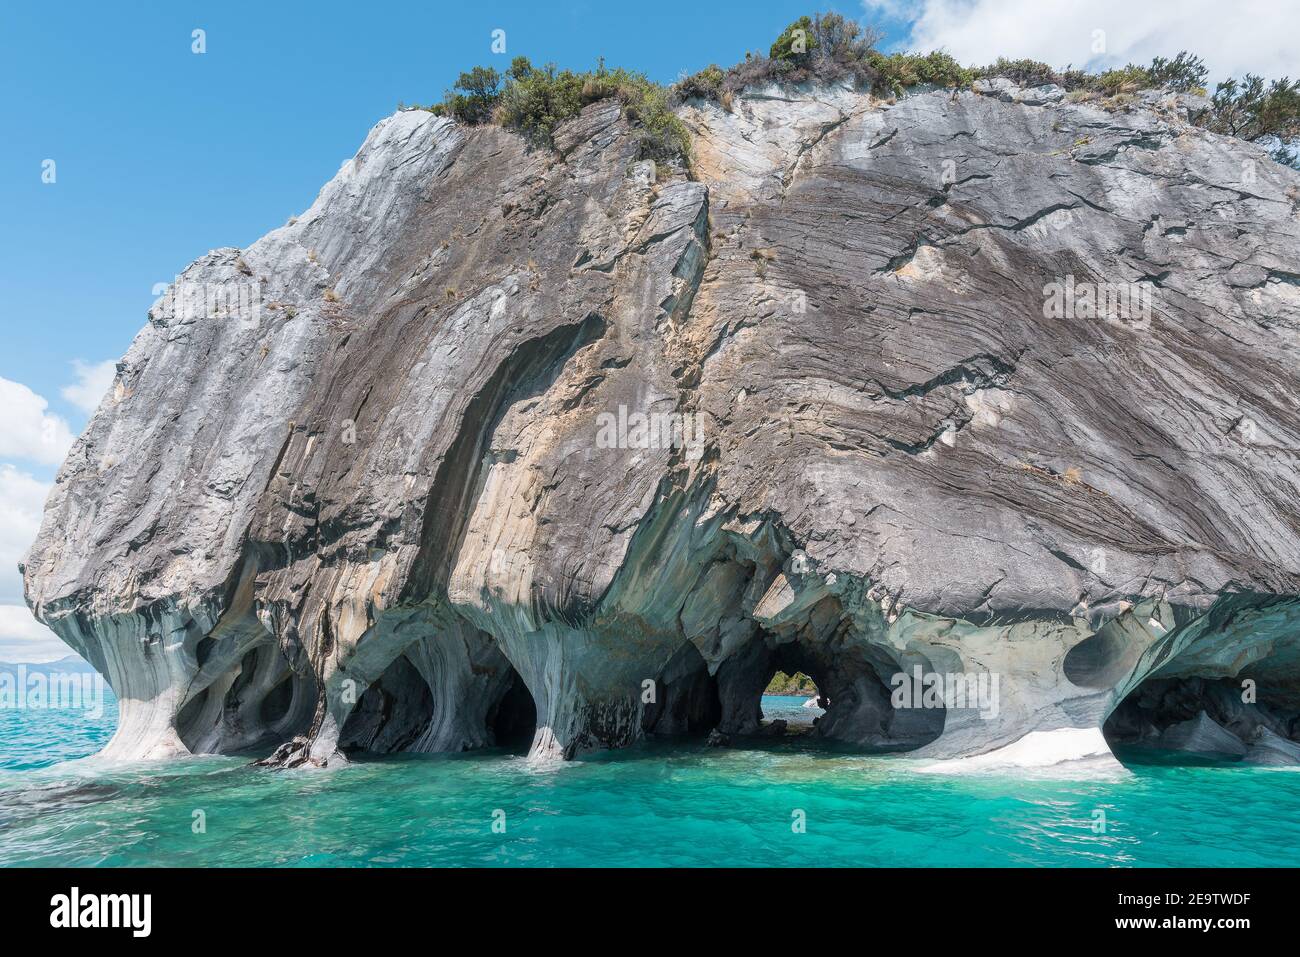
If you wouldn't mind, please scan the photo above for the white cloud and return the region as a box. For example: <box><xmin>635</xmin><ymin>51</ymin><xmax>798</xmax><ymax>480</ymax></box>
<box><xmin>0</xmin><ymin>465</ymin><xmax>64</xmax><ymax>662</ymax></box>
<box><xmin>0</xmin><ymin>376</ymin><xmax>75</xmax><ymax>465</ymax></box>
<box><xmin>867</xmin><ymin>0</ymin><xmax>1300</xmax><ymax>84</ymax></box>
<box><xmin>0</xmin><ymin>464</ymin><xmax>50</xmax><ymax>605</ymax></box>
<box><xmin>0</xmin><ymin>605</ymin><xmax>68</xmax><ymax>662</ymax></box>
<box><xmin>0</xmin><ymin>375</ymin><xmax>72</xmax><ymax>662</ymax></box>
<box><xmin>61</xmin><ymin>359</ymin><xmax>117</xmax><ymax>415</ymax></box>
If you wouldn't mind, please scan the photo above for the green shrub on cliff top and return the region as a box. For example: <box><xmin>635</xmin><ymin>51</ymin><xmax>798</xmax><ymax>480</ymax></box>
<box><xmin>969</xmin><ymin>52</ymin><xmax>1207</xmax><ymax>96</ymax></box>
<box><xmin>428</xmin><ymin>55</ymin><xmax>690</xmax><ymax>162</ymax></box>
<box><xmin>427</xmin><ymin>65</ymin><xmax>503</xmax><ymax>124</ymax></box>
<box><xmin>670</xmin><ymin>10</ymin><xmax>1297</xmax><ymax>167</ymax></box>
<box><xmin>680</xmin><ymin>13</ymin><xmax>967</xmax><ymax>101</ymax></box>
<box><xmin>490</xmin><ymin>58</ymin><xmax>588</xmax><ymax>143</ymax></box>
<box><xmin>1196</xmin><ymin>74</ymin><xmax>1300</xmax><ymax>165</ymax></box>
<box><xmin>421</xmin><ymin>12</ymin><xmax>1297</xmax><ymax>171</ymax></box>
<box><xmin>1145</xmin><ymin>52</ymin><xmax>1210</xmax><ymax>92</ymax></box>
<box><xmin>685</xmin><ymin>11</ymin><xmax>1213</xmax><ymax>101</ymax></box>
<box><xmin>769</xmin><ymin>15</ymin><xmax>818</xmax><ymax>62</ymax></box>
<box><xmin>868</xmin><ymin>50</ymin><xmax>973</xmax><ymax>96</ymax></box>
<box><xmin>675</xmin><ymin>63</ymin><xmax>727</xmax><ymax>102</ymax></box>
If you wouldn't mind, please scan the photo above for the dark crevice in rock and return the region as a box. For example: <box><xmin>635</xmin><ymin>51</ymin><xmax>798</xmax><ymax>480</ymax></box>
<box><xmin>339</xmin><ymin>655</ymin><xmax>432</xmax><ymax>754</ymax></box>
<box><xmin>642</xmin><ymin>642</ymin><xmax>722</xmax><ymax>738</ymax></box>
<box><xmin>876</xmin><ymin>351</ymin><xmax>1018</xmax><ymax>401</ymax></box>
<box><xmin>405</xmin><ymin>311</ymin><xmax>608</xmax><ymax>601</ymax></box>
<box><xmin>782</xmin><ymin>112</ymin><xmax>853</xmax><ymax>189</ymax></box>
<box><xmin>1105</xmin><ymin>675</ymin><xmax>1300</xmax><ymax>765</ymax></box>
<box><xmin>486</xmin><ymin>669</ymin><xmax>538</xmax><ymax>753</ymax></box>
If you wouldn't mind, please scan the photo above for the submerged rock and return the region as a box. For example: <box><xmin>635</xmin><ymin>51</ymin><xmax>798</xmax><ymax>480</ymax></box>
<box><xmin>1157</xmin><ymin>711</ymin><xmax>1248</xmax><ymax>760</ymax></box>
<box><xmin>1243</xmin><ymin>727</ymin><xmax>1300</xmax><ymax>766</ymax></box>
<box><xmin>21</xmin><ymin>77</ymin><xmax>1300</xmax><ymax>767</ymax></box>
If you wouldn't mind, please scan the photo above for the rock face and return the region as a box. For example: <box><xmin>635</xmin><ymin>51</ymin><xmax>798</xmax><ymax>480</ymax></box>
<box><xmin>22</xmin><ymin>78</ymin><xmax>1300</xmax><ymax>767</ymax></box>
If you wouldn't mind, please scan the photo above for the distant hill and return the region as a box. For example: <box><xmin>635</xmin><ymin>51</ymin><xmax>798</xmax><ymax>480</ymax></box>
<box><xmin>0</xmin><ymin>655</ymin><xmax>97</xmax><ymax>674</ymax></box>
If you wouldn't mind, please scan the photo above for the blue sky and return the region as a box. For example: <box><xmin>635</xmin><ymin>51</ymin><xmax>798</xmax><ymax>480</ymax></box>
<box><xmin>1</xmin><ymin>0</ymin><xmax>1295</xmax><ymax>658</ymax></box>
<box><xmin>0</xmin><ymin>1</ymin><xmax>919</xmax><ymax>422</ymax></box>
<box><xmin>0</xmin><ymin>1</ymin><xmax>897</xmax><ymax>422</ymax></box>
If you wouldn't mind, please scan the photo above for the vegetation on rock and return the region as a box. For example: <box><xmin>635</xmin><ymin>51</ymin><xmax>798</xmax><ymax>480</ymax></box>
<box><xmin>420</xmin><ymin>56</ymin><xmax>690</xmax><ymax>163</ymax></box>
<box><xmin>673</xmin><ymin>11</ymin><xmax>1299</xmax><ymax>167</ymax></box>
<box><xmin>1195</xmin><ymin>74</ymin><xmax>1300</xmax><ymax>166</ymax></box>
<box><xmin>404</xmin><ymin>11</ymin><xmax>1298</xmax><ymax>170</ymax></box>
<box><xmin>764</xmin><ymin>671</ymin><xmax>819</xmax><ymax>696</ymax></box>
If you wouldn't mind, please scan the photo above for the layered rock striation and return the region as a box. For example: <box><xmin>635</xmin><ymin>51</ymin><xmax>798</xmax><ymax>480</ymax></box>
<box><xmin>23</xmin><ymin>78</ymin><xmax>1300</xmax><ymax>767</ymax></box>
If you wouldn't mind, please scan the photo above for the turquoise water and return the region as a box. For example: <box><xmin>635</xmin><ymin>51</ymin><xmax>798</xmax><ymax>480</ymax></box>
<box><xmin>757</xmin><ymin>693</ymin><xmax>823</xmax><ymax>725</ymax></box>
<box><xmin>0</xmin><ymin>685</ymin><xmax>119</xmax><ymax>772</ymax></box>
<box><xmin>3</xmin><ymin>692</ymin><xmax>1300</xmax><ymax>867</ymax></box>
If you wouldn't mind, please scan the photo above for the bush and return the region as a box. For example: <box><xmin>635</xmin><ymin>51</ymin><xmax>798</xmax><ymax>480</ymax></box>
<box><xmin>805</xmin><ymin>11</ymin><xmax>880</xmax><ymax>64</ymax></box>
<box><xmin>869</xmin><ymin>50</ymin><xmax>973</xmax><ymax>96</ymax></box>
<box><xmin>617</xmin><ymin>76</ymin><xmax>692</xmax><ymax>161</ymax></box>
<box><xmin>1196</xmin><ymin>74</ymin><xmax>1300</xmax><ymax>166</ymax></box>
<box><xmin>967</xmin><ymin>52</ymin><xmax>1295</xmax><ymax>168</ymax></box>
<box><xmin>768</xmin><ymin>12</ymin><xmax>877</xmax><ymax>66</ymax></box>
<box><xmin>678</xmin><ymin>13</ymin><xmax>891</xmax><ymax>102</ymax></box>
<box><xmin>428</xmin><ymin>65</ymin><xmax>502</xmax><ymax>124</ymax></box>
<box><xmin>490</xmin><ymin>58</ymin><xmax>587</xmax><ymax>143</ymax></box>
<box><xmin>428</xmin><ymin>56</ymin><xmax>690</xmax><ymax>162</ymax></box>
<box><xmin>680</xmin><ymin>13</ymin><xmax>975</xmax><ymax>104</ymax></box>
<box><xmin>676</xmin><ymin>63</ymin><xmax>725</xmax><ymax>101</ymax></box>
<box><xmin>1093</xmin><ymin>64</ymin><xmax>1152</xmax><ymax>96</ymax></box>
<box><xmin>677</xmin><ymin>54</ymin><xmax>790</xmax><ymax>102</ymax></box>
<box><xmin>970</xmin><ymin>51</ymin><xmax>1205</xmax><ymax>97</ymax></box>
<box><xmin>972</xmin><ymin>57</ymin><xmax>1058</xmax><ymax>87</ymax></box>
<box><xmin>770</xmin><ymin>15</ymin><xmax>817</xmax><ymax>63</ymax></box>
<box><xmin>1146</xmin><ymin>52</ymin><xmax>1209</xmax><ymax>93</ymax></box>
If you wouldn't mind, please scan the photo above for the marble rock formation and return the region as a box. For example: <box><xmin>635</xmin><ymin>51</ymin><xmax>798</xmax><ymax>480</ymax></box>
<box><xmin>22</xmin><ymin>78</ymin><xmax>1300</xmax><ymax>768</ymax></box>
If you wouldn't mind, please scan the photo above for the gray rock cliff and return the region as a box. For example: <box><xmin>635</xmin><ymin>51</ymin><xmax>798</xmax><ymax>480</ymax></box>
<box><xmin>23</xmin><ymin>79</ymin><xmax>1300</xmax><ymax>766</ymax></box>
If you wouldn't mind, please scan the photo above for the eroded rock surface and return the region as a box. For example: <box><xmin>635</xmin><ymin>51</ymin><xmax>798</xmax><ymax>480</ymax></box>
<box><xmin>23</xmin><ymin>79</ymin><xmax>1300</xmax><ymax>767</ymax></box>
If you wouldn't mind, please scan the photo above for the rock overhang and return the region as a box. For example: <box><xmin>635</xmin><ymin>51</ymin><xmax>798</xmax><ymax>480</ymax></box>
<box><xmin>20</xmin><ymin>79</ymin><xmax>1300</xmax><ymax>768</ymax></box>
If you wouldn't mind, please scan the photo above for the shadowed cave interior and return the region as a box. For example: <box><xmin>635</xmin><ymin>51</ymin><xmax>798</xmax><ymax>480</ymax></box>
<box><xmin>338</xmin><ymin>653</ymin><xmax>538</xmax><ymax>756</ymax></box>
<box><xmin>176</xmin><ymin>644</ymin><xmax>320</xmax><ymax>755</ymax></box>
<box><xmin>164</xmin><ymin>599</ymin><xmax>1300</xmax><ymax>768</ymax></box>
<box><xmin>1104</xmin><ymin>673</ymin><xmax>1300</xmax><ymax>765</ymax></box>
<box><xmin>639</xmin><ymin>634</ymin><xmax>943</xmax><ymax>751</ymax></box>
<box><xmin>1101</xmin><ymin>613</ymin><xmax>1300</xmax><ymax>767</ymax></box>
